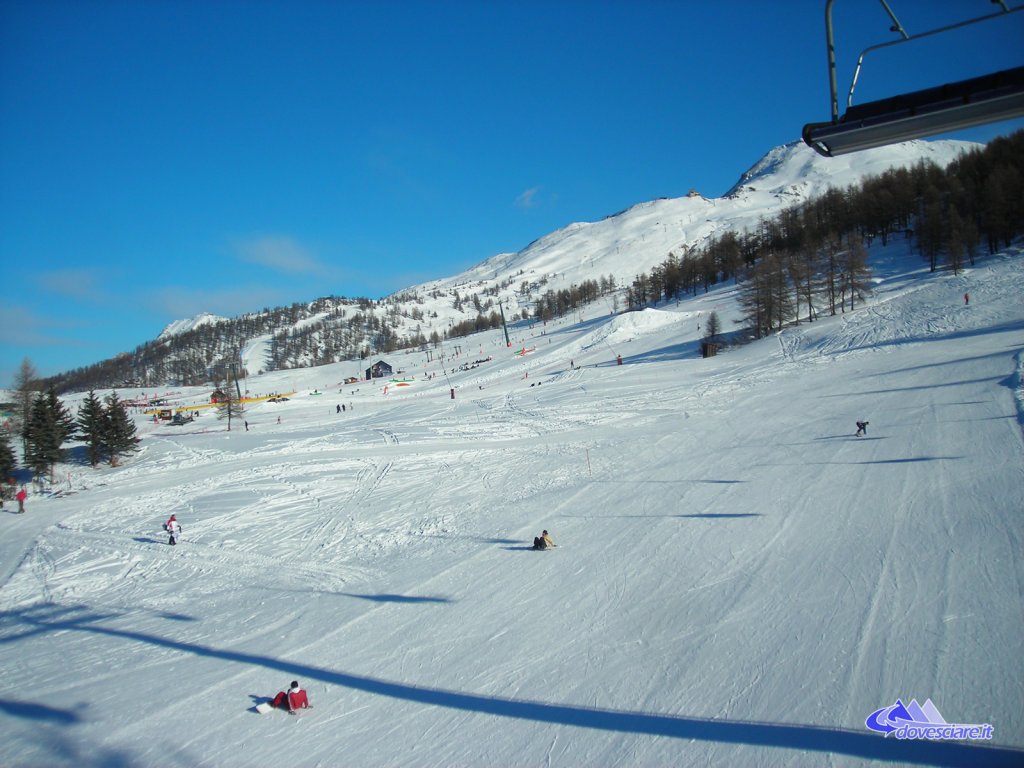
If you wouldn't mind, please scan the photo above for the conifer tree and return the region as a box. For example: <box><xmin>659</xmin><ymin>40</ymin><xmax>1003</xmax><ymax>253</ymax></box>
<box><xmin>77</xmin><ymin>390</ymin><xmax>107</xmax><ymax>467</ymax></box>
<box><xmin>25</xmin><ymin>388</ymin><xmax>75</xmax><ymax>482</ymax></box>
<box><xmin>103</xmin><ymin>391</ymin><xmax>139</xmax><ymax>467</ymax></box>
<box><xmin>0</xmin><ymin>430</ymin><xmax>15</xmax><ymax>485</ymax></box>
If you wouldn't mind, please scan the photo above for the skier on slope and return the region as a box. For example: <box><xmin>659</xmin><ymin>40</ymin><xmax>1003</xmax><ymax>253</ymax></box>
<box><xmin>164</xmin><ymin>514</ymin><xmax>182</xmax><ymax>545</ymax></box>
<box><xmin>855</xmin><ymin>420</ymin><xmax>869</xmax><ymax>437</ymax></box>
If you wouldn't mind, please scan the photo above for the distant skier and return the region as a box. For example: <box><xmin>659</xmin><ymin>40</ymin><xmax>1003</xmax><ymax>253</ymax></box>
<box><xmin>16</xmin><ymin>486</ymin><xmax>27</xmax><ymax>514</ymax></box>
<box><xmin>165</xmin><ymin>514</ymin><xmax>182</xmax><ymax>545</ymax></box>
<box><xmin>964</xmin><ymin>292</ymin><xmax>969</xmax><ymax>305</ymax></box>
<box><xmin>855</xmin><ymin>420</ymin><xmax>869</xmax><ymax>437</ymax></box>
<box><xmin>532</xmin><ymin>530</ymin><xmax>556</xmax><ymax>550</ymax></box>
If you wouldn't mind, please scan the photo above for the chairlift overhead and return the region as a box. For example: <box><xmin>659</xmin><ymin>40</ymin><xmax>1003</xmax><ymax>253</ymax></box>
<box><xmin>802</xmin><ymin>1</ymin><xmax>1024</xmax><ymax>157</ymax></box>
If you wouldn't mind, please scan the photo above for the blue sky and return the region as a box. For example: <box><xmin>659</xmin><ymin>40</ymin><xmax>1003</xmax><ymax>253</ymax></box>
<box><xmin>2</xmin><ymin>0</ymin><xmax>1022</xmax><ymax>385</ymax></box>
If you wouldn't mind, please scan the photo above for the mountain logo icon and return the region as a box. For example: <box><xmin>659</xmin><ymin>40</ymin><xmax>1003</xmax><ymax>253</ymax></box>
<box><xmin>865</xmin><ymin>699</ymin><xmax>993</xmax><ymax>741</ymax></box>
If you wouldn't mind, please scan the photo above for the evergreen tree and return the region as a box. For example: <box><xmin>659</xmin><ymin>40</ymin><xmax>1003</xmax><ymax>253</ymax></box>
<box><xmin>0</xmin><ymin>430</ymin><xmax>16</xmax><ymax>484</ymax></box>
<box><xmin>25</xmin><ymin>388</ymin><xmax>75</xmax><ymax>482</ymax></box>
<box><xmin>77</xmin><ymin>389</ymin><xmax>106</xmax><ymax>467</ymax></box>
<box><xmin>24</xmin><ymin>394</ymin><xmax>49</xmax><ymax>480</ymax></box>
<box><xmin>103</xmin><ymin>391</ymin><xmax>139</xmax><ymax>467</ymax></box>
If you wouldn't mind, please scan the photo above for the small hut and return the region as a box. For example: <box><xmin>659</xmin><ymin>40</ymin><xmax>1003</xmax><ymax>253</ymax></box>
<box><xmin>365</xmin><ymin>360</ymin><xmax>394</xmax><ymax>380</ymax></box>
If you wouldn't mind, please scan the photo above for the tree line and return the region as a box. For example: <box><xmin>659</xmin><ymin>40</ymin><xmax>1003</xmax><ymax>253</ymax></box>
<box><xmin>2</xmin><ymin>358</ymin><xmax>140</xmax><ymax>489</ymax></box>
<box><xmin>624</xmin><ymin>130</ymin><xmax>1024</xmax><ymax>339</ymax></box>
<box><xmin>36</xmin><ymin>132</ymin><xmax>1023</xmax><ymax>393</ymax></box>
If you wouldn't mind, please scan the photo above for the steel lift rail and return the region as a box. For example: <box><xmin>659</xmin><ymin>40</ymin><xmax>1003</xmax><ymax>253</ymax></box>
<box><xmin>802</xmin><ymin>0</ymin><xmax>1024</xmax><ymax>157</ymax></box>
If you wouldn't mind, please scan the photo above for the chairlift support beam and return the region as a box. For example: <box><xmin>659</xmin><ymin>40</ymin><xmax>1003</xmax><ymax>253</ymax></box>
<box><xmin>804</xmin><ymin>1</ymin><xmax>1024</xmax><ymax>157</ymax></box>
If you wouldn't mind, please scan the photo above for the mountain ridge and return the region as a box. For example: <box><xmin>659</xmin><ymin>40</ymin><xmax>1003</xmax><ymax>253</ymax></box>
<box><xmin>51</xmin><ymin>136</ymin><xmax>980</xmax><ymax>388</ymax></box>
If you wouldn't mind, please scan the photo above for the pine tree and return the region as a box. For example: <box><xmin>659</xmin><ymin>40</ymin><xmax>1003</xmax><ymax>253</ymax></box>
<box><xmin>24</xmin><ymin>394</ymin><xmax>49</xmax><ymax>480</ymax></box>
<box><xmin>25</xmin><ymin>388</ymin><xmax>75</xmax><ymax>482</ymax></box>
<box><xmin>77</xmin><ymin>389</ymin><xmax>107</xmax><ymax>467</ymax></box>
<box><xmin>103</xmin><ymin>391</ymin><xmax>139</xmax><ymax>467</ymax></box>
<box><xmin>0</xmin><ymin>430</ymin><xmax>16</xmax><ymax>484</ymax></box>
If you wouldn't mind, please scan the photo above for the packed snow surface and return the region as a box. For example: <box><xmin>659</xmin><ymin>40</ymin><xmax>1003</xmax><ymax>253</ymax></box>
<box><xmin>1</xmin><ymin>244</ymin><xmax>1023</xmax><ymax>768</ymax></box>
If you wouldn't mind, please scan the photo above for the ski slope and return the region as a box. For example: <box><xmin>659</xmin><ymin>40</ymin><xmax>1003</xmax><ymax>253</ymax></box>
<box><xmin>1</xmin><ymin>244</ymin><xmax>1023</xmax><ymax>767</ymax></box>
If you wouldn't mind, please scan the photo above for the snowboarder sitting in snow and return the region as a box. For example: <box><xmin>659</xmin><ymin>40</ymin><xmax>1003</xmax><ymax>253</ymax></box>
<box><xmin>855</xmin><ymin>420</ymin><xmax>869</xmax><ymax>437</ymax></box>
<box><xmin>532</xmin><ymin>530</ymin><xmax>556</xmax><ymax>550</ymax></box>
<box><xmin>272</xmin><ymin>681</ymin><xmax>312</xmax><ymax>713</ymax></box>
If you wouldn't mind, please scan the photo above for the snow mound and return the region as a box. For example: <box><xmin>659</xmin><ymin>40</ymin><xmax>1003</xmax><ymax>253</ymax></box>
<box><xmin>581</xmin><ymin>307</ymin><xmax>683</xmax><ymax>351</ymax></box>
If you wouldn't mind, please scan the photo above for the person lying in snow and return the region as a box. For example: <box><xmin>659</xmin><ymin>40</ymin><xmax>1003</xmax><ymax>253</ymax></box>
<box><xmin>271</xmin><ymin>681</ymin><xmax>312</xmax><ymax>713</ymax></box>
<box><xmin>532</xmin><ymin>530</ymin><xmax>556</xmax><ymax>550</ymax></box>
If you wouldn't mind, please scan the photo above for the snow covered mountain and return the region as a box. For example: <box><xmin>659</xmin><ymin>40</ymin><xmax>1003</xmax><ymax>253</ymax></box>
<box><xmin>2</xmin><ymin>225</ymin><xmax>1021</xmax><ymax>765</ymax></box>
<box><xmin>409</xmin><ymin>139</ymin><xmax>975</xmax><ymax>313</ymax></box>
<box><xmin>158</xmin><ymin>312</ymin><xmax>229</xmax><ymax>340</ymax></box>
<box><xmin>49</xmin><ymin>137</ymin><xmax>979</xmax><ymax>389</ymax></box>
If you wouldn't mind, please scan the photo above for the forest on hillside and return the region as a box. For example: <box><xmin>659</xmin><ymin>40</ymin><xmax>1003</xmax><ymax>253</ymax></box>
<box><xmin>39</xmin><ymin>131</ymin><xmax>1024</xmax><ymax>393</ymax></box>
<box><xmin>626</xmin><ymin>130</ymin><xmax>1024</xmax><ymax>339</ymax></box>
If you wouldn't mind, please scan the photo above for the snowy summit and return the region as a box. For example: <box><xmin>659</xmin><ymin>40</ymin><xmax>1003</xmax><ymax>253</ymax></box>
<box><xmin>159</xmin><ymin>312</ymin><xmax>229</xmax><ymax>340</ymax></box>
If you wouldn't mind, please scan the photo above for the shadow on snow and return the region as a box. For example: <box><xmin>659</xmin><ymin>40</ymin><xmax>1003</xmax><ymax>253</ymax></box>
<box><xmin>677</xmin><ymin>513</ymin><xmax>762</xmax><ymax>519</ymax></box>
<box><xmin>337</xmin><ymin>593</ymin><xmax>453</xmax><ymax>604</ymax></box>
<box><xmin>0</xmin><ymin>699</ymin><xmax>81</xmax><ymax>725</ymax></box>
<box><xmin>2</xmin><ymin>602</ymin><xmax>1021</xmax><ymax>767</ymax></box>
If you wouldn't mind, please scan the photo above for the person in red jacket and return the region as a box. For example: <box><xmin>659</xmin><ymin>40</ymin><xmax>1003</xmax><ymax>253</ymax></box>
<box><xmin>16</xmin><ymin>486</ymin><xmax>27</xmax><ymax>514</ymax></box>
<box><xmin>271</xmin><ymin>681</ymin><xmax>312</xmax><ymax>713</ymax></box>
<box><xmin>286</xmin><ymin>681</ymin><xmax>311</xmax><ymax>713</ymax></box>
<box><xmin>164</xmin><ymin>514</ymin><xmax>182</xmax><ymax>545</ymax></box>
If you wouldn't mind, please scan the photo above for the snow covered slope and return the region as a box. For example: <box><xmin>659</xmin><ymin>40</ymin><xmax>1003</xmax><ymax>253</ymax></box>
<box><xmin>415</xmin><ymin>139</ymin><xmax>976</xmax><ymax>309</ymax></box>
<box><xmin>146</xmin><ymin>137</ymin><xmax>979</xmax><ymax>377</ymax></box>
<box><xmin>1</xmin><ymin>237</ymin><xmax>1022</xmax><ymax>767</ymax></box>
<box><xmin>159</xmin><ymin>312</ymin><xmax>229</xmax><ymax>339</ymax></box>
